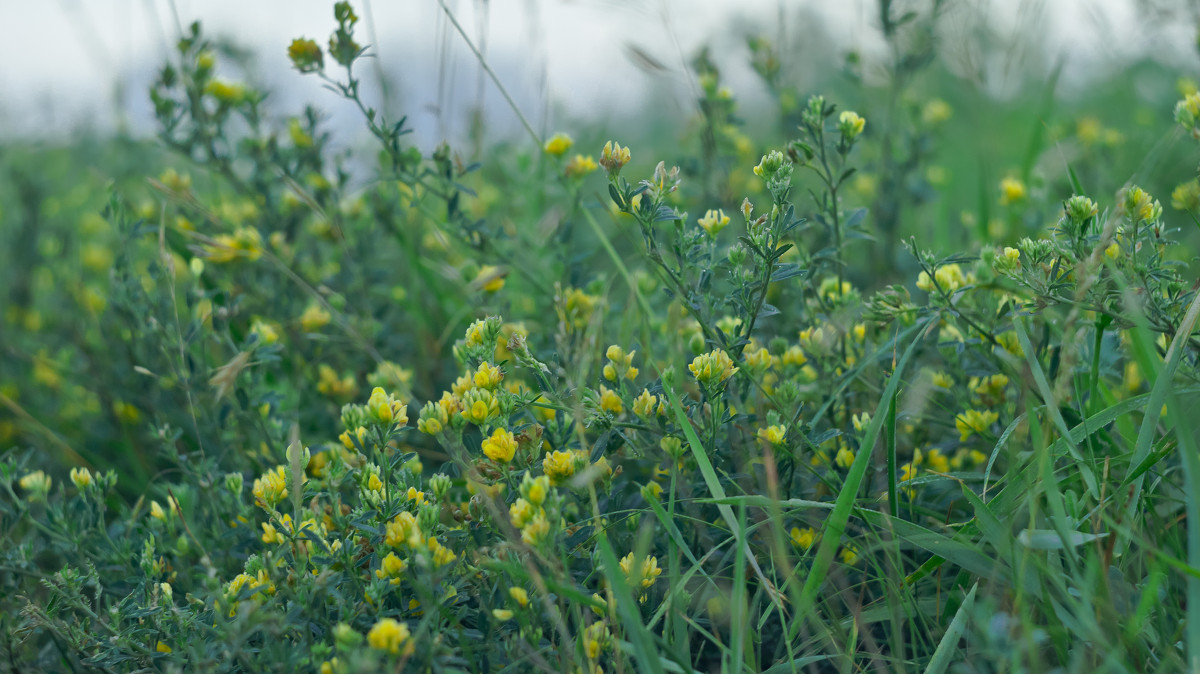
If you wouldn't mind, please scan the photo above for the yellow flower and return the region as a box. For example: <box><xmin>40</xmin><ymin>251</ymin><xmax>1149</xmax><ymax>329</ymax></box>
<box><xmin>405</xmin><ymin>487</ymin><xmax>427</xmax><ymax>505</ymax></box>
<box><xmin>697</xmin><ymin>209</ymin><xmax>730</xmax><ymax>236</ymax></box>
<box><xmin>474</xmin><ymin>265</ymin><xmax>505</xmax><ymax>293</ymax></box>
<box><xmin>69</xmin><ymin>467</ymin><xmax>92</xmax><ymax>490</ymax></box>
<box><xmin>205</xmin><ymin>226</ymin><xmax>263</xmax><ymax>263</ymax></box>
<box><xmin>367</xmin><ymin>618</ymin><xmax>413</xmax><ymax>655</ymax></box>
<box><xmin>150</xmin><ymin>500</ymin><xmax>168</xmax><ymax>521</ymax></box>
<box><xmin>261</xmin><ymin>517</ymin><xmax>288</xmax><ymax>545</ymax></box>
<box><xmin>521</xmin><ymin>511</ymin><xmax>551</xmax><ymax>545</ymax></box>
<box><xmin>599</xmin><ymin>386</ymin><xmax>623</xmax><ymax>415</ymax></box>
<box><xmin>619</xmin><ymin>552</ymin><xmax>662</xmax><ymax>589</ymax></box>
<box><xmin>366</xmin><ymin>387</ymin><xmax>408</xmax><ymax>426</ymax></box>
<box><xmin>1105</xmin><ymin>242</ymin><xmax>1121</xmax><ymax>259</ymax></box>
<box><xmin>509</xmin><ymin>498</ymin><xmax>536</xmax><ymax>528</ymax></box>
<box><xmin>542</xmin><ymin>449</ymin><xmax>578</xmax><ymax>484</ymax></box>
<box><xmin>632</xmin><ymin>389</ymin><xmax>659</xmax><ymax>419</ymax></box>
<box><xmin>838</xmin><ymin>111</ymin><xmax>865</xmax><ymax>139</ymax></box>
<box><xmin>1002</xmin><ymin>247</ymin><xmax>1020</xmax><ymax>264</ymax></box>
<box><xmin>19</xmin><ymin>471</ymin><xmax>52</xmax><ymax>499</ymax></box>
<box><xmin>689</xmin><ymin>349</ymin><xmax>739</xmax><ymax>388</ymax></box>
<box><xmin>999</xmin><ymin>177</ymin><xmax>1027</xmax><ymax>205</ymax></box>
<box><xmin>921</xmin><ymin>99</ymin><xmax>952</xmax><ymax>125</ymax></box>
<box><xmin>156</xmin><ymin>641</ymin><xmax>173</xmax><ymax>653</ymax></box>
<box><xmin>789</xmin><ymin>526</ymin><xmax>817</xmax><ymax>551</ymax></box>
<box><xmin>509</xmin><ymin>586</ymin><xmax>530</xmax><ymax>607</ymax></box>
<box><xmin>252</xmin><ymin>466</ymin><xmax>292</xmax><ymax>509</ymax></box>
<box><xmin>384</xmin><ymin>512</ymin><xmax>422</xmax><ymax>549</ymax></box>
<box><xmin>840</xmin><ymin>544</ymin><xmax>859</xmax><ymax>565</ymax></box>
<box><xmin>427</xmin><ymin>537</ymin><xmax>457</xmax><ymax>566</ymax></box>
<box><xmin>931</xmin><ymin>371</ymin><xmax>954</xmax><ymax>389</ymax></box>
<box><xmin>473</xmin><ymin>362</ymin><xmax>504</xmax><ymax>390</ymax></box>
<box><xmin>917</xmin><ymin>263</ymin><xmax>968</xmax><ymax>293</ymax></box>
<box><xmin>757</xmin><ymin>425</ymin><xmax>786</xmax><ymax>446</ymax></box>
<box><xmin>564</xmin><ymin>154</ymin><xmax>598</xmax><ymax>178</ymax></box>
<box><xmin>835</xmin><ymin>447</ymin><xmax>855</xmax><ymax>469</ymax></box>
<box><xmin>460</xmin><ymin>389</ymin><xmax>499</xmax><ymax>425</ymax></box>
<box><xmin>299</xmin><ymin>303</ymin><xmax>331</xmax><ymax>331</ymax></box>
<box><xmin>204</xmin><ymin>79</ymin><xmax>247</xmax><ymax>105</ymax></box>
<box><xmin>956</xmin><ymin>409</ymin><xmax>999</xmax><ymax>441</ymax></box>
<box><xmin>851</xmin><ymin>413</ymin><xmax>871</xmax><ymax>433</ymax></box>
<box><xmin>492</xmin><ymin>608</ymin><xmax>514</xmax><ymax>621</ymax></box>
<box><xmin>599</xmin><ymin>141</ymin><xmax>632</xmax><ymax>177</ymax></box>
<box><xmin>481</xmin><ymin>428</ymin><xmax>518</xmax><ymax>464</ymax></box>
<box><xmin>781</xmin><ymin>345</ymin><xmax>808</xmax><ymax>367</ymax></box>
<box><xmin>340</xmin><ymin>426</ymin><xmax>367</xmax><ymax>451</ymax></box>
<box><xmin>544</xmin><ymin>132</ymin><xmax>573</xmax><ymax>156</ymax></box>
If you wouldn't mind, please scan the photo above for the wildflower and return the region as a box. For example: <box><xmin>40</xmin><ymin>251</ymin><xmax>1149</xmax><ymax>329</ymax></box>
<box><xmin>956</xmin><ymin>409</ymin><xmax>999</xmax><ymax>441</ymax></box>
<box><xmin>931</xmin><ymin>371</ymin><xmax>954</xmax><ymax>389</ymax></box>
<box><xmin>150</xmin><ymin>500</ymin><xmax>169</xmax><ymax>521</ymax></box>
<box><xmin>204</xmin><ymin>79</ymin><xmax>247</xmax><ymax>105</ymax></box>
<box><xmin>851</xmin><ymin>413</ymin><xmax>871</xmax><ymax>433</ymax></box>
<box><xmin>367</xmin><ymin>618</ymin><xmax>413</xmax><ymax>656</ymax></box>
<box><xmin>369</xmin><ymin>387</ymin><xmax>409</xmax><ymax>427</ymax></box>
<box><xmin>473</xmin><ymin>265</ymin><xmax>505</xmax><ymax>293</ymax></box>
<box><xmin>970</xmin><ymin>374</ymin><xmax>1009</xmax><ymax>399</ymax></box>
<box><xmin>697</xmin><ymin>209</ymin><xmax>730</xmax><ymax>236</ymax></box>
<box><xmin>205</xmin><ymin>226</ymin><xmax>263</xmax><ymax>263</ymax></box>
<box><xmin>473</xmin><ymin>362</ymin><xmax>504</xmax><ymax>390</ymax></box>
<box><xmin>599</xmin><ymin>386</ymin><xmax>623</xmax><ymax>415</ymax></box>
<box><xmin>69</xmin><ymin>467</ymin><xmax>92</xmax><ymax>490</ymax></box>
<box><xmin>509</xmin><ymin>586</ymin><xmax>530</xmax><ymax>607</ymax></box>
<box><xmin>253</xmin><ymin>466</ymin><xmax>289</xmax><ymax>508</ymax></box>
<box><xmin>999</xmin><ymin>177</ymin><xmax>1027</xmax><ymax>205</ymax></box>
<box><xmin>840</xmin><ymin>544</ymin><xmax>860</xmax><ymax>565</ymax></box>
<box><xmin>481</xmin><ymin>428</ymin><xmax>518</xmax><ymax>464</ymax></box>
<box><xmin>917</xmin><ymin>263</ymin><xmax>968</xmax><ymax>293</ymax></box>
<box><xmin>509</xmin><ymin>498</ymin><xmax>536</xmax><ymax>528</ymax></box>
<box><xmin>925</xmin><ymin>449</ymin><xmax>950</xmax><ymax>473</ymax></box>
<box><xmin>288</xmin><ymin>38</ymin><xmax>324</xmax><ymax>72</ymax></box>
<box><xmin>543</xmin><ymin>449</ymin><xmax>577</xmax><ymax>484</ymax></box>
<box><xmin>1172</xmin><ymin>180</ymin><xmax>1200</xmax><ymax>212</ymax></box>
<box><xmin>922</xmin><ymin>99</ymin><xmax>952</xmax><ymax>125</ymax></box>
<box><xmin>782</xmin><ymin>345</ymin><xmax>808</xmax><ymax>367</ymax></box>
<box><xmin>544</xmin><ymin>133</ymin><xmax>573</xmax><ymax>156</ymax></box>
<box><xmin>417</xmin><ymin>399</ymin><xmax>450</xmax><ymax>435</ymax></box>
<box><xmin>1064</xmin><ymin>195</ymin><xmax>1099</xmax><ymax>223</ymax></box>
<box><xmin>564</xmin><ymin>155</ymin><xmax>598</xmax><ymax>178</ymax></box>
<box><xmin>757</xmin><ymin>425</ymin><xmax>786</xmax><ymax>446</ymax></box>
<box><xmin>599</xmin><ymin>141</ymin><xmax>632</xmax><ymax>179</ymax></box>
<box><xmin>427</xmin><ymin>537</ymin><xmax>457</xmax><ymax>566</ymax></box>
<box><xmin>459</xmin><ymin>388</ymin><xmax>499</xmax><ymax>425</ymax></box>
<box><xmin>1105</xmin><ymin>242</ymin><xmax>1121</xmax><ymax>259</ymax></box>
<box><xmin>19</xmin><ymin>471</ymin><xmax>51</xmax><ymax>500</ymax></box>
<box><xmin>492</xmin><ymin>608</ymin><xmax>514</xmax><ymax>621</ymax></box>
<box><xmin>689</xmin><ymin>349</ymin><xmax>738</xmax><ymax>389</ymax></box>
<box><xmin>339</xmin><ymin>426</ymin><xmax>367</xmax><ymax>450</ymax></box>
<box><xmin>250</xmin><ymin>319</ymin><xmax>279</xmax><ymax>345</ymax></box>
<box><xmin>261</xmin><ymin>517</ymin><xmax>288</xmax><ymax>545</ymax></box>
<box><xmin>299</xmin><ymin>303</ymin><xmax>331</xmax><ymax>331</ymax></box>
<box><xmin>384</xmin><ymin>512</ymin><xmax>422</xmax><ymax>549</ymax></box>
<box><xmin>835</xmin><ymin>447</ymin><xmax>855</xmax><ymax>469</ymax></box>
<box><xmin>521</xmin><ymin>511</ymin><xmax>551</xmax><ymax>545</ymax></box>
<box><xmin>509</xmin><ymin>477</ymin><xmax>545</xmax><ymax>511</ymax></box>
<box><xmin>838</xmin><ymin>111</ymin><xmax>866</xmax><ymax>140</ymax></box>
<box><xmin>790</xmin><ymin>526</ymin><xmax>816</xmax><ymax>551</ymax></box>
<box><xmin>317</xmin><ymin>365</ymin><xmax>357</xmax><ymax>400</ymax></box>
<box><xmin>619</xmin><ymin>552</ymin><xmax>662</xmax><ymax>589</ymax></box>
<box><xmin>753</xmin><ymin>150</ymin><xmax>786</xmax><ymax>180</ymax></box>
<box><xmin>632</xmin><ymin>389</ymin><xmax>659</xmax><ymax>419</ymax></box>
<box><xmin>1123</xmin><ymin>186</ymin><xmax>1162</xmax><ymax>222</ymax></box>
<box><xmin>1175</xmin><ymin>91</ymin><xmax>1200</xmax><ymax>137</ymax></box>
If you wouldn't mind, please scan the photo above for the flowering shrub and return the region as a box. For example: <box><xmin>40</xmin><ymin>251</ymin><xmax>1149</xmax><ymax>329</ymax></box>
<box><xmin>2</xmin><ymin>2</ymin><xmax>1200</xmax><ymax>672</ymax></box>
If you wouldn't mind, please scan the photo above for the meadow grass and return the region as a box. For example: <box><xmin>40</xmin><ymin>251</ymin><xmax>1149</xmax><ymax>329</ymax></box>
<box><xmin>2</xmin><ymin>2</ymin><xmax>1200</xmax><ymax>672</ymax></box>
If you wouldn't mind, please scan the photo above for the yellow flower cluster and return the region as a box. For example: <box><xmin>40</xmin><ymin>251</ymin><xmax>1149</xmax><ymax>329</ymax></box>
<box><xmin>366</xmin><ymin>387</ymin><xmax>408</xmax><ymax>426</ymax></box>
<box><xmin>956</xmin><ymin>409</ymin><xmax>999</xmax><ymax>441</ymax></box>
<box><xmin>367</xmin><ymin>618</ymin><xmax>413</xmax><ymax>655</ymax></box>
<box><xmin>252</xmin><ymin>466</ymin><xmax>289</xmax><ymax>508</ymax></box>
<box><xmin>205</xmin><ymin>226</ymin><xmax>263</xmax><ymax>263</ymax></box>
<box><xmin>510</xmin><ymin>475</ymin><xmax>554</xmax><ymax>545</ymax></box>
<box><xmin>689</xmin><ymin>349</ymin><xmax>738</xmax><ymax>388</ymax></box>
<box><xmin>697</xmin><ymin>209</ymin><xmax>730</xmax><ymax>236</ymax></box>
<box><xmin>481</xmin><ymin>427</ymin><xmax>518</xmax><ymax>464</ymax></box>
<box><xmin>916</xmin><ymin>263</ymin><xmax>970</xmax><ymax>294</ymax></box>
<box><xmin>619</xmin><ymin>552</ymin><xmax>662</xmax><ymax>598</ymax></box>
<box><xmin>603</xmin><ymin>345</ymin><xmax>638</xmax><ymax>382</ymax></box>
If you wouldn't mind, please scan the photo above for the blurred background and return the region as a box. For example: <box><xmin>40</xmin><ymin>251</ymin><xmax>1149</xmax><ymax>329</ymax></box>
<box><xmin>2</xmin><ymin>0</ymin><xmax>1198</xmax><ymax>148</ymax></box>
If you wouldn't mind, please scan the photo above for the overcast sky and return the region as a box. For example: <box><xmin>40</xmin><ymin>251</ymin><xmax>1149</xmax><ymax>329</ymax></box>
<box><xmin>0</xmin><ymin>0</ymin><xmax>1196</xmax><ymax>146</ymax></box>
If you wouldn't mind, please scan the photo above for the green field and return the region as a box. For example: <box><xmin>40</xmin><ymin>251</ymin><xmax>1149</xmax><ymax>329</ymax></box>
<box><xmin>3</xmin><ymin>2</ymin><xmax>1200</xmax><ymax>672</ymax></box>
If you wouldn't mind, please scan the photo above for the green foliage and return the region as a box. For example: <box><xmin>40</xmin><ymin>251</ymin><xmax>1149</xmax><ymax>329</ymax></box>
<box><xmin>2</xmin><ymin>2</ymin><xmax>1200</xmax><ymax>672</ymax></box>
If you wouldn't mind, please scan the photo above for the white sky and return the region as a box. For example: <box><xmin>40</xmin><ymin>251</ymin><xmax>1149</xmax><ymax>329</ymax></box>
<box><xmin>0</xmin><ymin>0</ymin><xmax>1196</xmax><ymax>145</ymax></box>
